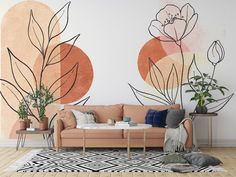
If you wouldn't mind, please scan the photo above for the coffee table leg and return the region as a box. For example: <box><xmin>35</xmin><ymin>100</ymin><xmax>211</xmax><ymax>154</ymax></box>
<box><xmin>83</xmin><ymin>129</ymin><xmax>85</xmax><ymax>156</ymax></box>
<box><xmin>143</xmin><ymin>129</ymin><xmax>146</xmax><ymax>157</ymax></box>
<box><xmin>127</xmin><ymin>130</ymin><xmax>130</xmax><ymax>160</ymax></box>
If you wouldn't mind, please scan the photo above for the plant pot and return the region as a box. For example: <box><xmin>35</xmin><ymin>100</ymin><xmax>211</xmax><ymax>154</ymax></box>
<box><xmin>39</xmin><ymin>117</ymin><xmax>48</xmax><ymax>130</ymax></box>
<box><xmin>19</xmin><ymin>120</ymin><xmax>26</xmax><ymax>130</ymax></box>
<box><xmin>24</xmin><ymin>119</ymin><xmax>30</xmax><ymax>128</ymax></box>
<box><xmin>195</xmin><ymin>105</ymin><xmax>208</xmax><ymax>114</ymax></box>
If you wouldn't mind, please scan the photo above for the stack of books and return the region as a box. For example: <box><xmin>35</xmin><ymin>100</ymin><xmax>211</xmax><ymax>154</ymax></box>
<box><xmin>26</xmin><ymin>127</ymin><xmax>36</xmax><ymax>131</ymax></box>
<box><xmin>115</xmin><ymin>121</ymin><xmax>130</xmax><ymax>127</ymax></box>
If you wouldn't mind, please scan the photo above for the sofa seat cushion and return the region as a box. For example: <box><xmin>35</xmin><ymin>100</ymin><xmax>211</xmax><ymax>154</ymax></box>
<box><xmin>61</xmin><ymin>128</ymin><xmax>123</xmax><ymax>139</ymax></box>
<box><xmin>123</xmin><ymin>127</ymin><xmax>166</xmax><ymax>139</ymax></box>
<box><xmin>123</xmin><ymin>104</ymin><xmax>180</xmax><ymax>123</ymax></box>
<box><xmin>64</xmin><ymin>104</ymin><xmax>123</xmax><ymax>123</ymax></box>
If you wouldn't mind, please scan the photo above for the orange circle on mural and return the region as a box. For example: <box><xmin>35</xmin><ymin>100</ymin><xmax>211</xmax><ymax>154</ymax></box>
<box><xmin>138</xmin><ymin>38</ymin><xmax>190</xmax><ymax>89</ymax></box>
<box><xmin>60</xmin><ymin>44</ymin><xmax>93</xmax><ymax>104</ymax></box>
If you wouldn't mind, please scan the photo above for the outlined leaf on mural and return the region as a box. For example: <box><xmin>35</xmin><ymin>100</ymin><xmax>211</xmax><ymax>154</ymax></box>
<box><xmin>205</xmin><ymin>93</ymin><xmax>234</xmax><ymax>113</ymax></box>
<box><xmin>128</xmin><ymin>83</ymin><xmax>169</xmax><ymax>105</ymax></box>
<box><xmin>46</xmin><ymin>34</ymin><xmax>80</xmax><ymax>67</ymax></box>
<box><xmin>148</xmin><ymin>58</ymin><xmax>166</xmax><ymax>96</ymax></box>
<box><xmin>186</xmin><ymin>54</ymin><xmax>203</xmax><ymax>93</ymax></box>
<box><xmin>48</xmin><ymin>1</ymin><xmax>71</xmax><ymax>40</ymax></box>
<box><xmin>0</xmin><ymin>79</ymin><xmax>38</xmax><ymax>121</ymax></box>
<box><xmin>166</xmin><ymin>64</ymin><xmax>179</xmax><ymax>104</ymax></box>
<box><xmin>49</xmin><ymin>63</ymin><xmax>78</xmax><ymax>103</ymax></box>
<box><xmin>0</xmin><ymin>79</ymin><xmax>21</xmax><ymax>114</ymax></box>
<box><xmin>7</xmin><ymin>48</ymin><xmax>37</xmax><ymax>95</ymax></box>
<box><xmin>28</xmin><ymin>10</ymin><xmax>45</xmax><ymax>55</ymax></box>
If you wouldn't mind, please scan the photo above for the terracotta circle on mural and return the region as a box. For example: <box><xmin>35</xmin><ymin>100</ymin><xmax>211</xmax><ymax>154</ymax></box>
<box><xmin>138</xmin><ymin>38</ymin><xmax>190</xmax><ymax>89</ymax></box>
<box><xmin>60</xmin><ymin>44</ymin><xmax>93</xmax><ymax>104</ymax></box>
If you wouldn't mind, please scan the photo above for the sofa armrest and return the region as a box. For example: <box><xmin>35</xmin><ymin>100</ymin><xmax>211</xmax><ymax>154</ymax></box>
<box><xmin>54</xmin><ymin>118</ymin><xmax>64</xmax><ymax>150</ymax></box>
<box><xmin>182</xmin><ymin>118</ymin><xmax>193</xmax><ymax>150</ymax></box>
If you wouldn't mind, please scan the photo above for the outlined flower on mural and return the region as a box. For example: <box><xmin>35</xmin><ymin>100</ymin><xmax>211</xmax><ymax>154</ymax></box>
<box><xmin>148</xmin><ymin>3</ymin><xmax>198</xmax><ymax>44</ymax></box>
<box><xmin>207</xmin><ymin>40</ymin><xmax>225</xmax><ymax>66</ymax></box>
<box><xmin>130</xmin><ymin>3</ymin><xmax>198</xmax><ymax>108</ymax></box>
<box><xmin>129</xmin><ymin>3</ymin><xmax>233</xmax><ymax>112</ymax></box>
<box><xmin>186</xmin><ymin>41</ymin><xmax>234</xmax><ymax>113</ymax></box>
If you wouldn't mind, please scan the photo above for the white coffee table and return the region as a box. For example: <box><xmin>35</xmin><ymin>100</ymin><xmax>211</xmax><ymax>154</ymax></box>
<box><xmin>79</xmin><ymin>123</ymin><xmax>152</xmax><ymax>159</ymax></box>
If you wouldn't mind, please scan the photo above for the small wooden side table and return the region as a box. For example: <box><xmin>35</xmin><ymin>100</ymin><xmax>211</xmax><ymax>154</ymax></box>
<box><xmin>16</xmin><ymin>128</ymin><xmax>54</xmax><ymax>150</ymax></box>
<box><xmin>189</xmin><ymin>112</ymin><xmax>218</xmax><ymax>147</ymax></box>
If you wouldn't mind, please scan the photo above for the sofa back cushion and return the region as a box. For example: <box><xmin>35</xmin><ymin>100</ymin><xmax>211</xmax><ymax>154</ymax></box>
<box><xmin>123</xmin><ymin>104</ymin><xmax>180</xmax><ymax>123</ymax></box>
<box><xmin>59</xmin><ymin>110</ymin><xmax>77</xmax><ymax>129</ymax></box>
<box><xmin>64</xmin><ymin>104</ymin><xmax>123</xmax><ymax>123</ymax></box>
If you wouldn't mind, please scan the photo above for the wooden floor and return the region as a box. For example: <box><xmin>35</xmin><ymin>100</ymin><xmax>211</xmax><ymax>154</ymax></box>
<box><xmin>0</xmin><ymin>147</ymin><xmax>236</xmax><ymax>177</ymax></box>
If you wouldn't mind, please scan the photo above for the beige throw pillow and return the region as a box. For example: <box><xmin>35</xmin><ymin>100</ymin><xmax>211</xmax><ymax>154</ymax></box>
<box><xmin>71</xmin><ymin>110</ymin><xmax>96</xmax><ymax>128</ymax></box>
<box><xmin>60</xmin><ymin>111</ymin><xmax>77</xmax><ymax>129</ymax></box>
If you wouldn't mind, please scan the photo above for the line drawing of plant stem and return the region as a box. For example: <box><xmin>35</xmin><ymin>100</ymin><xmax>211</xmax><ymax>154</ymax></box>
<box><xmin>0</xmin><ymin>1</ymin><xmax>91</xmax><ymax>124</ymax></box>
<box><xmin>147</xmin><ymin>3</ymin><xmax>198</xmax><ymax>108</ymax></box>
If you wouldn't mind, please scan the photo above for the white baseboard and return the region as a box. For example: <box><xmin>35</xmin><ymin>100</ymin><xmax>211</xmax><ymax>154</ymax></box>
<box><xmin>0</xmin><ymin>139</ymin><xmax>48</xmax><ymax>147</ymax></box>
<box><xmin>1</xmin><ymin>138</ymin><xmax>236</xmax><ymax>148</ymax></box>
<box><xmin>198</xmin><ymin>139</ymin><xmax>236</xmax><ymax>147</ymax></box>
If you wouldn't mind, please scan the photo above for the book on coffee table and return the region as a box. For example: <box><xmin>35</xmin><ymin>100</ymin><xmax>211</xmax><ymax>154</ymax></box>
<box><xmin>26</xmin><ymin>128</ymin><xmax>36</xmax><ymax>131</ymax></box>
<box><xmin>115</xmin><ymin>121</ymin><xmax>129</xmax><ymax>127</ymax></box>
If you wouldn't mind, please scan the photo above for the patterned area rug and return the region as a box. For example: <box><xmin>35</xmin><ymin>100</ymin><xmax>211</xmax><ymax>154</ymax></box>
<box><xmin>10</xmin><ymin>148</ymin><xmax>224</xmax><ymax>172</ymax></box>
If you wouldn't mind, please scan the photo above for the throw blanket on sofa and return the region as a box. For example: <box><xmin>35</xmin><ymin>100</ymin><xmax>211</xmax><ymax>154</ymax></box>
<box><xmin>164</xmin><ymin>118</ymin><xmax>190</xmax><ymax>152</ymax></box>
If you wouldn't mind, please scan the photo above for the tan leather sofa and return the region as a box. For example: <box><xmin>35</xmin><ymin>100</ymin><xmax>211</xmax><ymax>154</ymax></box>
<box><xmin>54</xmin><ymin>104</ymin><xmax>193</xmax><ymax>150</ymax></box>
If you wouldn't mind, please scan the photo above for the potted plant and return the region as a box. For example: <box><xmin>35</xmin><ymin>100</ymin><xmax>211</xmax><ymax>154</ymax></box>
<box><xmin>184</xmin><ymin>73</ymin><xmax>228</xmax><ymax>113</ymax></box>
<box><xmin>29</xmin><ymin>84</ymin><xmax>53</xmax><ymax>130</ymax></box>
<box><xmin>17</xmin><ymin>99</ymin><xmax>29</xmax><ymax>130</ymax></box>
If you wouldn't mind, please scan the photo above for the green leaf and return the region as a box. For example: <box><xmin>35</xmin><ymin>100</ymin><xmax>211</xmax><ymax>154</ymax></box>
<box><xmin>203</xmin><ymin>92</ymin><xmax>211</xmax><ymax>97</ymax></box>
<box><xmin>206</xmin><ymin>98</ymin><xmax>216</xmax><ymax>103</ymax></box>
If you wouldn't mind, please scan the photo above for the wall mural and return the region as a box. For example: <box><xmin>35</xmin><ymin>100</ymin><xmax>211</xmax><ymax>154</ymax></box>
<box><xmin>0</xmin><ymin>1</ymin><xmax>93</xmax><ymax>138</ymax></box>
<box><xmin>129</xmin><ymin>3</ymin><xmax>234</xmax><ymax>112</ymax></box>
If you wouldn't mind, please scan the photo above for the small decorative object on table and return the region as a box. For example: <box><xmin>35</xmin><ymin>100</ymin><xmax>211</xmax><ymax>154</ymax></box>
<box><xmin>107</xmin><ymin>118</ymin><xmax>115</xmax><ymax>125</ymax></box>
<box><xmin>123</xmin><ymin>116</ymin><xmax>131</xmax><ymax>122</ymax></box>
<box><xmin>27</xmin><ymin>121</ymin><xmax>35</xmax><ymax>131</ymax></box>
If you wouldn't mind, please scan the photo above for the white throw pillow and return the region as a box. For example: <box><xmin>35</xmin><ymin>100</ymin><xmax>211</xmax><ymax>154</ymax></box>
<box><xmin>71</xmin><ymin>110</ymin><xmax>96</xmax><ymax>128</ymax></box>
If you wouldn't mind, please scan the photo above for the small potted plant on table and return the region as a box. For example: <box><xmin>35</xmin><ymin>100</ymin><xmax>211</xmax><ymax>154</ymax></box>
<box><xmin>184</xmin><ymin>73</ymin><xmax>228</xmax><ymax>114</ymax></box>
<box><xmin>29</xmin><ymin>85</ymin><xmax>53</xmax><ymax>130</ymax></box>
<box><xmin>17</xmin><ymin>99</ymin><xmax>30</xmax><ymax>130</ymax></box>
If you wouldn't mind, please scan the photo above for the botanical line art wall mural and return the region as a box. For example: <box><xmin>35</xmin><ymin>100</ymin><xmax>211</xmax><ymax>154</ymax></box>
<box><xmin>129</xmin><ymin>3</ymin><xmax>233</xmax><ymax>112</ymax></box>
<box><xmin>0</xmin><ymin>1</ymin><xmax>93</xmax><ymax>138</ymax></box>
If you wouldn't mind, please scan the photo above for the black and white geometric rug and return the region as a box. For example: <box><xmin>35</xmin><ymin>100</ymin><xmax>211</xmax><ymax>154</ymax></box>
<box><xmin>7</xmin><ymin>148</ymin><xmax>224</xmax><ymax>172</ymax></box>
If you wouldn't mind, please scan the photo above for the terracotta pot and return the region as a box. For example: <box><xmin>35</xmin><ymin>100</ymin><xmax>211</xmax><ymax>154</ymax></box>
<box><xmin>39</xmin><ymin>117</ymin><xmax>48</xmax><ymax>130</ymax></box>
<box><xmin>24</xmin><ymin>119</ymin><xmax>30</xmax><ymax>128</ymax></box>
<box><xmin>19</xmin><ymin>120</ymin><xmax>26</xmax><ymax>130</ymax></box>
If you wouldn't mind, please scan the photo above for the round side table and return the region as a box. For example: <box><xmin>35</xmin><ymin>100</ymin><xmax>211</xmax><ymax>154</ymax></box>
<box><xmin>189</xmin><ymin>112</ymin><xmax>218</xmax><ymax>147</ymax></box>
